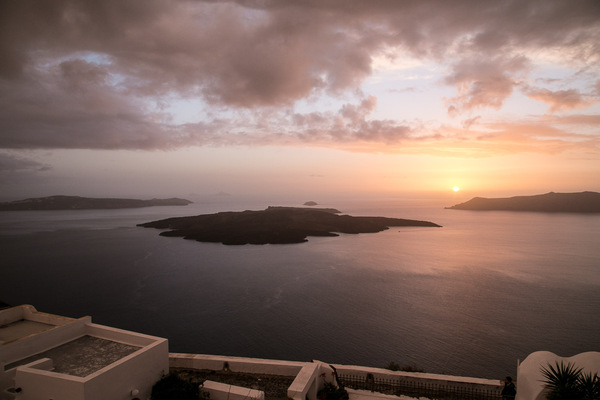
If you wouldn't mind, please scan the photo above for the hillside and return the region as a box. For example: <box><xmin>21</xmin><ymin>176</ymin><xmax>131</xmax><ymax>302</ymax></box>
<box><xmin>446</xmin><ymin>191</ymin><xmax>600</xmax><ymax>213</ymax></box>
<box><xmin>0</xmin><ymin>195</ymin><xmax>192</xmax><ymax>211</ymax></box>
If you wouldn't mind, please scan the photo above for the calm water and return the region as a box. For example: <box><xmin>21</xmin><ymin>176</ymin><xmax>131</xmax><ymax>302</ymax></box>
<box><xmin>1</xmin><ymin>197</ymin><xmax>599</xmax><ymax>379</ymax></box>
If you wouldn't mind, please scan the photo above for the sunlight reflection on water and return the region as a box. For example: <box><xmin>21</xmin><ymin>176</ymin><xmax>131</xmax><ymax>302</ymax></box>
<box><xmin>1</xmin><ymin>198</ymin><xmax>599</xmax><ymax>379</ymax></box>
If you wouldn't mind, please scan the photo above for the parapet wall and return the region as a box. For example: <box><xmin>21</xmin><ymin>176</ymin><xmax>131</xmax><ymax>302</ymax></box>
<box><xmin>85</xmin><ymin>323</ymin><xmax>158</xmax><ymax>347</ymax></box>
<box><xmin>169</xmin><ymin>354</ymin><xmax>503</xmax><ymax>400</ymax></box>
<box><xmin>333</xmin><ymin>363</ymin><xmax>501</xmax><ymax>390</ymax></box>
<box><xmin>202</xmin><ymin>380</ymin><xmax>265</xmax><ymax>400</ymax></box>
<box><xmin>169</xmin><ymin>353</ymin><xmax>305</xmax><ymax>376</ymax></box>
<box><xmin>0</xmin><ymin>305</ymin><xmax>76</xmax><ymax>328</ymax></box>
<box><xmin>1</xmin><ymin>316</ymin><xmax>90</xmax><ymax>370</ymax></box>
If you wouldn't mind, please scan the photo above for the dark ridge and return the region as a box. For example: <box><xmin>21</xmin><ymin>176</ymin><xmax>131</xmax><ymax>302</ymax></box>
<box><xmin>446</xmin><ymin>191</ymin><xmax>600</xmax><ymax>213</ymax></box>
<box><xmin>0</xmin><ymin>195</ymin><xmax>193</xmax><ymax>211</ymax></box>
<box><xmin>138</xmin><ymin>206</ymin><xmax>441</xmax><ymax>245</ymax></box>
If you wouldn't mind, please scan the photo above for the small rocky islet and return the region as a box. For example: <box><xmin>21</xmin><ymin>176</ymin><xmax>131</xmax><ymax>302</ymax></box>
<box><xmin>138</xmin><ymin>206</ymin><xmax>441</xmax><ymax>245</ymax></box>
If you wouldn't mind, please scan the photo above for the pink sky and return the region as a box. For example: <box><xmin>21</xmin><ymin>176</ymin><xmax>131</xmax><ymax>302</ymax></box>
<box><xmin>1</xmin><ymin>1</ymin><xmax>599</xmax><ymax>201</ymax></box>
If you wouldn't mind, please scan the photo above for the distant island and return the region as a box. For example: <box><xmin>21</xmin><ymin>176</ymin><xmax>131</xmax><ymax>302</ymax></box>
<box><xmin>0</xmin><ymin>195</ymin><xmax>193</xmax><ymax>211</ymax></box>
<box><xmin>138</xmin><ymin>206</ymin><xmax>441</xmax><ymax>245</ymax></box>
<box><xmin>446</xmin><ymin>191</ymin><xmax>600</xmax><ymax>213</ymax></box>
<box><xmin>303</xmin><ymin>201</ymin><xmax>318</xmax><ymax>206</ymax></box>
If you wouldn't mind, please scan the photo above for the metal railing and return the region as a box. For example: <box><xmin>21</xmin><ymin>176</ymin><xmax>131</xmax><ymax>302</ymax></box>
<box><xmin>339</xmin><ymin>373</ymin><xmax>502</xmax><ymax>400</ymax></box>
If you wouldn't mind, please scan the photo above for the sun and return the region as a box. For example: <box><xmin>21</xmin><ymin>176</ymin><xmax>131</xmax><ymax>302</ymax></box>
<box><xmin>453</xmin><ymin>186</ymin><xmax>460</xmax><ymax>192</ymax></box>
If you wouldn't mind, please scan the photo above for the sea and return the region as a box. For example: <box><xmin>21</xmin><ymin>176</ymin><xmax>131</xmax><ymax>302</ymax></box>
<box><xmin>1</xmin><ymin>196</ymin><xmax>599</xmax><ymax>380</ymax></box>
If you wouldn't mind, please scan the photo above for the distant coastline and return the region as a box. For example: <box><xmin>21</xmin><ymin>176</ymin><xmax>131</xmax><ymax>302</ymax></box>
<box><xmin>138</xmin><ymin>206</ymin><xmax>441</xmax><ymax>245</ymax></box>
<box><xmin>0</xmin><ymin>195</ymin><xmax>193</xmax><ymax>211</ymax></box>
<box><xmin>446</xmin><ymin>191</ymin><xmax>600</xmax><ymax>213</ymax></box>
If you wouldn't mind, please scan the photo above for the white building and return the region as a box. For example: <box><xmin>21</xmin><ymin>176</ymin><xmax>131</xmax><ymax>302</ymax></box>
<box><xmin>0</xmin><ymin>305</ymin><xmax>168</xmax><ymax>400</ymax></box>
<box><xmin>516</xmin><ymin>350</ymin><xmax>600</xmax><ymax>400</ymax></box>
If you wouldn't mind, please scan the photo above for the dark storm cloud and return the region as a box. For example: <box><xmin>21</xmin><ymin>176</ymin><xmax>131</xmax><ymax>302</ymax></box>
<box><xmin>0</xmin><ymin>0</ymin><xmax>599</xmax><ymax>150</ymax></box>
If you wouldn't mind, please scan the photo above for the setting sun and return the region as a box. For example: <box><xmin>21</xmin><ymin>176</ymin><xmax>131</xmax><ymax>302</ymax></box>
<box><xmin>453</xmin><ymin>186</ymin><xmax>460</xmax><ymax>192</ymax></box>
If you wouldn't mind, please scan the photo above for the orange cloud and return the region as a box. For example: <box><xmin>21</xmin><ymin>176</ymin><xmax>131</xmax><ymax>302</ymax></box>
<box><xmin>523</xmin><ymin>87</ymin><xmax>593</xmax><ymax>113</ymax></box>
<box><xmin>444</xmin><ymin>56</ymin><xmax>529</xmax><ymax>113</ymax></box>
<box><xmin>0</xmin><ymin>1</ymin><xmax>599</xmax><ymax>152</ymax></box>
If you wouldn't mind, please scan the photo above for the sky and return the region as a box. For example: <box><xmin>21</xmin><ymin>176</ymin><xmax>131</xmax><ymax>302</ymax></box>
<box><xmin>1</xmin><ymin>0</ymin><xmax>599</xmax><ymax>202</ymax></box>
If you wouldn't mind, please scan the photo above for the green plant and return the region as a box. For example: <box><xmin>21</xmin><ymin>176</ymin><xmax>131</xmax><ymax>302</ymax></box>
<box><xmin>317</xmin><ymin>382</ymin><xmax>349</xmax><ymax>400</ymax></box>
<box><xmin>577</xmin><ymin>372</ymin><xmax>600</xmax><ymax>400</ymax></box>
<box><xmin>400</xmin><ymin>364</ymin><xmax>424</xmax><ymax>373</ymax></box>
<box><xmin>539</xmin><ymin>361</ymin><xmax>600</xmax><ymax>400</ymax></box>
<box><xmin>317</xmin><ymin>369</ymin><xmax>348</xmax><ymax>400</ymax></box>
<box><xmin>385</xmin><ymin>361</ymin><xmax>401</xmax><ymax>371</ymax></box>
<box><xmin>384</xmin><ymin>361</ymin><xmax>424</xmax><ymax>373</ymax></box>
<box><xmin>151</xmin><ymin>373</ymin><xmax>201</xmax><ymax>400</ymax></box>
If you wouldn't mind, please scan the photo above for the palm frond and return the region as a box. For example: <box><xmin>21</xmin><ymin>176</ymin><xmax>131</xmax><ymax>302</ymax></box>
<box><xmin>577</xmin><ymin>371</ymin><xmax>600</xmax><ymax>400</ymax></box>
<box><xmin>540</xmin><ymin>361</ymin><xmax>583</xmax><ymax>400</ymax></box>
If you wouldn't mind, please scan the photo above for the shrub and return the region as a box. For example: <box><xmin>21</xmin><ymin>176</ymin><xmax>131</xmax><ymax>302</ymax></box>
<box><xmin>384</xmin><ymin>361</ymin><xmax>424</xmax><ymax>373</ymax></box>
<box><xmin>578</xmin><ymin>371</ymin><xmax>600</xmax><ymax>400</ymax></box>
<box><xmin>385</xmin><ymin>361</ymin><xmax>401</xmax><ymax>371</ymax></box>
<box><xmin>151</xmin><ymin>373</ymin><xmax>200</xmax><ymax>400</ymax></box>
<box><xmin>317</xmin><ymin>382</ymin><xmax>349</xmax><ymax>400</ymax></box>
<box><xmin>540</xmin><ymin>361</ymin><xmax>600</xmax><ymax>400</ymax></box>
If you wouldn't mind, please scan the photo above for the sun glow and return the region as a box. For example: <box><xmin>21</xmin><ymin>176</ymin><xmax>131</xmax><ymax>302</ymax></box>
<box><xmin>453</xmin><ymin>186</ymin><xmax>460</xmax><ymax>192</ymax></box>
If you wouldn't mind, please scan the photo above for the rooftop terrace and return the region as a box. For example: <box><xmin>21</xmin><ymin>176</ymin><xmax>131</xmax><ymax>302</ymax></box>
<box><xmin>0</xmin><ymin>319</ymin><xmax>55</xmax><ymax>345</ymax></box>
<box><xmin>6</xmin><ymin>335</ymin><xmax>140</xmax><ymax>377</ymax></box>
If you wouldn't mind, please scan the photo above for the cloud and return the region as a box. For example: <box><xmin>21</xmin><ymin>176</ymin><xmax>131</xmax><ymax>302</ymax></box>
<box><xmin>0</xmin><ymin>152</ymin><xmax>51</xmax><ymax>172</ymax></box>
<box><xmin>181</xmin><ymin>95</ymin><xmax>415</xmax><ymax>149</ymax></box>
<box><xmin>179</xmin><ymin>106</ymin><xmax>600</xmax><ymax>158</ymax></box>
<box><xmin>0</xmin><ymin>76</ymin><xmax>171</xmax><ymax>149</ymax></box>
<box><xmin>0</xmin><ymin>1</ymin><xmax>599</xmax><ymax>151</ymax></box>
<box><xmin>594</xmin><ymin>79</ymin><xmax>600</xmax><ymax>96</ymax></box>
<box><xmin>388</xmin><ymin>87</ymin><xmax>417</xmax><ymax>94</ymax></box>
<box><xmin>0</xmin><ymin>1</ymin><xmax>376</xmax><ymax>107</ymax></box>
<box><xmin>289</xmin><ymin>95</ymin><xmax>415</xmax><ymax>146</ymax></box>
<box><xmin>444</xmin><ymin>56</ymin><xmax>529</xmax><ymax>113</ymax></box>
<box><xmin>552</xmin><ymin>114</ymin><xmax>600</xmax><ymax>126</ymax></box>
<box><xmin>462</xmin><ymin>116</ymin><xmax>481</xmax><ymax>130</ymax></box>
<box><xmin>429</xmin><ymin>116</ymin><xmax>600</xmax><ymax>158</ymax></box>
<box><xmin>523</xmin><ymin>86</ymin><xmax>593</xmax><ymax>113</ymax></box>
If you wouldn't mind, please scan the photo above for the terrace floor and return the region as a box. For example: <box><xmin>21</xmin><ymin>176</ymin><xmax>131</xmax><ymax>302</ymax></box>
<box><xmin>0</xmin><ymin>319</ymin><xmax>55</xmax><ymax>345</ymax></box>
<box><xmin>6</xmin><ymin>335</ymin><xmax>140</xmax><ymax>376</ymax></box>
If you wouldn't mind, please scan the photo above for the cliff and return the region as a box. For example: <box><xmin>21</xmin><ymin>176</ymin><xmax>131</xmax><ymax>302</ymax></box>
<box><xmin>446</xmin><ymin>191</ymin><xmax>600</xmax><ymax>213</ymax></box>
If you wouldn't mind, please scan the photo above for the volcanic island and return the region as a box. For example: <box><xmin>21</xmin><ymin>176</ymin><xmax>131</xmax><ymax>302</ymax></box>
<box><xmin>138</xmin><ymin>206</ymin><xmax>441</xmax><ymax>245</ymax></box>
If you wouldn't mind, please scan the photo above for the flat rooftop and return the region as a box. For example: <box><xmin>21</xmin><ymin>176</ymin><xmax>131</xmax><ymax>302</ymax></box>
<box><xmin>0</xmin><ymin>319</ymin><xmax>55</xmax><ymax>345</ymax></box>
<box><xmin>5</xmin><ymin>335</ymin><xmax>141</xmax><ymax>377</ymax></box>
